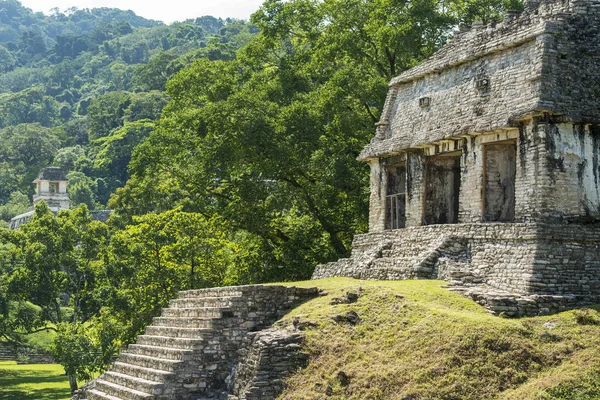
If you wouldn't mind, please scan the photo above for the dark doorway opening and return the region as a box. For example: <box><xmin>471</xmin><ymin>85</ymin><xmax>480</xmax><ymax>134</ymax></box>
<box><xmin>385</xmin><ymin>164</ymin><xmax>406</xmax><ymax>229</ymax></box>
<box><xmin>424</xmin><ymin>153</ymin><xmax>461</xmax><ymax>225</ymax></box>
<box><xmin>484</xmin><ymin>141</ymin><xmax>516</xmax><ymax>222</ymax></box>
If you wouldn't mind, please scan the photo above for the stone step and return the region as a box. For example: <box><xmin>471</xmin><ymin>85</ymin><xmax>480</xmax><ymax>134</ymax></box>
<box><xmin>144</xmin><ymin>325</ymin><xmax>215</xmax><ymax>339</ymax></box>
<box><xmin>136</xmin><ymin>335</ymin><xmax>205</xmax><ymax>350</ymax></box>
<box><xmin>127</xmin><ymin>344</ymin><xmax>193</xmax><ymax>361</ymax></box>
<box><xmin>153</xmin><ymin>317</ymin><xmax>217</xmax><ymax>329</ymax></box>
<box><xmin>93</xmin><ymin>380</ymin><xmax>154</xmax><ymax>400</ymax></box>
<box><xmin>118</xmin><ymin>353</ymin><xmax>185</xmax><ymax>372</ymax></box>
<box><xmin>112</xmin><ymin>362</ymin><xmax>176</xmax><ymax>383</ymax></box>
<box><xmin>161</xmin><ymin>306</ymin><xmax>230</xmax><ymax>318</ymax></box>
<box><xmin>102</xmin><ymin>371</ymin><xmax>165</xmax><ymax>395</ymax></box>
<box><xmin>167</xmin><ymin>297</ymin><xmax>239</xmax><ymax>308</ymax></box>
<box><xmin>168</xmin><ymin>298</ymin><xmax>240</xmax><ymax>311</ymax></box>
<box><xmin>86</xmin><ymin>388</ymin><xmax>124</xmax><ymax>400</ymax></box>
<box><xmin>177</xmin><ymin>289</ymin><xmax>244</xmax><ymax>299</ymax></box>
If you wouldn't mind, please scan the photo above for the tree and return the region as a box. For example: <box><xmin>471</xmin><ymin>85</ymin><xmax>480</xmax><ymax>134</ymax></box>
<box><xmin>67</xmin><ymin>171</ymin><xmax>98</xmax><ymax>209</ymax></box>
<box><xmin>0</xmin><ymin>44</ymin><xmax>15</xmax><ymax>73</ymax></box>
<box><xmin>0</xmin><ymin>123</ymin><xmax>60</xmax><ymax>170</ymax></box>
<box><xmin>132</xmin><ymin>52</ymin><xmax>183</xmax><ymax>91</ymax></box>
<box><xmin>124</xmin><ymin>91</ymin><xmax>169</xmax><ymax>122</ymax></box>
<box><xmin>91</xmin><ymin>119</ymin><xmax>154</xmax><ymax>184</ymax></box>
<box><xmin>0</xmin><ymin>191</ymin><xmax>29</xmax><ymax>222</ymax></box>
<box><xmin>7</xmin><ymin>202</ymin><xmax>109</xmax><ymax>392</ymax></box>
<box><xmin>0</xmin><ymin>88</ymin><xmax>61</xmax><ymax>128</ymax></box>
<box><xmin>86</xmin><ymin>91</ymin><xmax>131</xmax><ymax>140</ymax></box>
<box><xmin>53</xmin><ymin>145</ymin><xmax>87</xmax><ymax>172</ymax></box>
<box><xmin>104</xmin><ymin>208</ymin><xmax>232</xmax><ymax>342</ymax></box>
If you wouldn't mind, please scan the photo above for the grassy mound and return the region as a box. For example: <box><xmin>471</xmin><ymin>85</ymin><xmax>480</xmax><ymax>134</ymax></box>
<box><xmin>276</xmin><ymin>278</ymin><xmax>600</xmax><ymax>400</ymax></box>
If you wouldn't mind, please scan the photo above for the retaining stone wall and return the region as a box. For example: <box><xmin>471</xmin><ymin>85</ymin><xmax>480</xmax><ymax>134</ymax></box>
<box><xmin>229</xmin><ymin>328</ymin><xmax>308</xmax><ymax>400</ymax></box>
<box><xmin>312</xmin><ymin>222</ymin><xmax>600</xmax><ymax>315</ymax></box>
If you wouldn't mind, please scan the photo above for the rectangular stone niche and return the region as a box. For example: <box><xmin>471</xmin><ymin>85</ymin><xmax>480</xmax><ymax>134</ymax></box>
<box><xmin>424</xmin><ymin>153</ymin><xmax>461</xmax><ymax>225</ymax></box>
<box><xmin>484</xmin><ymin>141</ymin><xmax>516</xmax><ymax>222</ymax></box>
<box><xmin>386</xmin><ymin>163</ymin><xmax>406</xmax><ymax>229</ymax></box>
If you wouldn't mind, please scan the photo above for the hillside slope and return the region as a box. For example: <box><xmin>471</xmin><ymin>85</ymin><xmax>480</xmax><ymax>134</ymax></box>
<box><xmin>274</xmin><ymin>278</ymin><xmax>600</xmax><ymax>400</ymax></box>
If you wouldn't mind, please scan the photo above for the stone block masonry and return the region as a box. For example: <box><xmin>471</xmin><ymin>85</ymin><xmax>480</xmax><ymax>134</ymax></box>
<box><xmin>312</xmin><ymin>222</ymin><xmax>600</xmax><ymax>316</ymax></box>
<box><xmin>229</xmin><ymin>328</ymin><xmax>308</xmax><ymax>400</ymax></box>
<box><xmin>80</xmin><ymin>285</ymin><xmax>318</xmax><ymax>400</ymax></box>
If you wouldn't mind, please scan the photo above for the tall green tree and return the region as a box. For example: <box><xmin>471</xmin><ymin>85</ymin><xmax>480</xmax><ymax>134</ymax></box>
<box><xmin>104</xmin><ymin>208</ymin><xmax>233</xmax><ymax>342</ymax></box>
<box><xmin>5</xmin><ymin>202</ymin><xmax>109</xmax><ymax>392</ymax></box>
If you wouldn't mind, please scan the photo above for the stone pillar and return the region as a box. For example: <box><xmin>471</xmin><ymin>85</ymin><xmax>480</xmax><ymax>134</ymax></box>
<box><xmin>458</xmin><ymin>137</ymin><xmax>484</xmax><ymax>223</ymax></box>
<box><xmin>514</xmin><ymin>119</ymin><xmax>552</xmax><ymax>221</ymax></box>
<box><xmin>368</xmin><ymin>159</ymin><xmax>386</xmax><ymax>232</ymax></box>
<box><xmin>405</xmin><ymin>150</ymin><xmax>426</xmax><ymax>227</ymax></box>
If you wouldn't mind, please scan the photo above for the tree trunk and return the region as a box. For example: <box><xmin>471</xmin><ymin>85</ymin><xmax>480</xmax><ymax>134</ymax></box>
<box><xmin>69</xmin><ymin>373</ymin><xmax>78</xmax><ymax>394</ymax></box>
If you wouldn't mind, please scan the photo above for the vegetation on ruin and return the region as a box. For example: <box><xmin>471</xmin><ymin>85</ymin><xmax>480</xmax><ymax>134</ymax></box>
<box><xmin>278</xmin><ymin>278</ymin><xmax>600</xmax><ymax>400</ymax></box>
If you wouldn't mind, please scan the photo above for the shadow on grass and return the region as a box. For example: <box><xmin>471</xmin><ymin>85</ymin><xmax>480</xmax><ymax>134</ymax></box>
<box><xmin>0</xmin><ymin>365</ymin><xmax>71</xmax><ymax>400</ymax></box>
<box><xmin>0</xmin><ymin>387</ymin><xmax>71</xmax><ymax>400</ymax></box>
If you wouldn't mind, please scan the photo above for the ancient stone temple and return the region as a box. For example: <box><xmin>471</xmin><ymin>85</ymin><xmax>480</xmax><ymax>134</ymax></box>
<box><xmin>313</xmin><ymin>0</ymin><xmax>600</xmax><ymax>316</ymax></box>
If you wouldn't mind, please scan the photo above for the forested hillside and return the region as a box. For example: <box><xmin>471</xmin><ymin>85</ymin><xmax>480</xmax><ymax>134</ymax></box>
<box><xmin>0</xmin><ymin>0</ymin><xmax>522</xmax><ymax>393</ymax></box>
<box><xmin>0</xmin><ymin>0</ymin><xmax>255</xmax><ymax>223</ymax></box>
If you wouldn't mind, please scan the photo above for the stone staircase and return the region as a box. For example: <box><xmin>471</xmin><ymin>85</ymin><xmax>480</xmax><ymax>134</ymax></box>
<box><xmin>85</xmin><ymin>285</ymin><xmax>318</xmax><ymax>400</ymax></box>
<box><xmin>0</xmin><ymin>342</ymin><xmax>15</xmax><ymax>361</ymax></box>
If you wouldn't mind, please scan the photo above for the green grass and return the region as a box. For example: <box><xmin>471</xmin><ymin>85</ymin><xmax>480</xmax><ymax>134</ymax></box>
<box><xmin>0</xmin><ymin>361</ymin><xmax>71</xmax><ymax>400</ymax></box>
<box><xmin>275</xmin><ymin>278</ymin><xmax>600</xmax><ymax>400</ymax></box>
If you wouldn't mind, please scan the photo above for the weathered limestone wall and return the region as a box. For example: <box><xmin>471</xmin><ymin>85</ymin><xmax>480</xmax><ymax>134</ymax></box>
<box><xmin>405</xmin><ymin>151</ymin><xmax>426</xmax><ymax>227</ymax></box>
<box><xmin>385</xmin><ymin>38</ymin><xmax>539</xmax><ymax>149</ymax></box>
<box><xmin>484</xmin><ymin>142</ymin><xmax>516</xmax><ymax>221</ymax></box>
<box><xmin>542</xmin><ymin>0</ymin><xmax>600</xmax><ymax>122</ymax></box>
<box><xmin>312</xmin><ymin>223</ymin><xmax>600</xmax><ymax>298</ymax></box>
<box><xmin>424</xmin><ymin>155</ymin><xmax>461</xmax><ymax>225</ymax></box>
<box><xmin>0</xmin><ymin>342</ymin><xmax>54</xmax><ymax>364</ymax></box>
<box><xmin>368</xmin><ymin>159</ymin><xmax>385</xmax><ymax>232</ymax></box>
<box><xmin>360</xmin><ymin>0</ymin><xmax>600</xmax><ymax>161</ymax></box>
<box><xmin>368</xmin><ymin>119</ymin><xmax>600</xmax><ymax>227</ymax></box>
<box><xmin>543</xmin><ymin>123</ymin><xmax>600</xmax><ymax>220</ymax></box>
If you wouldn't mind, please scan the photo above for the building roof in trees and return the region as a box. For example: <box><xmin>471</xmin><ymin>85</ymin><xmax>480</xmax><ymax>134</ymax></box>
<box><xmin>34</xmin><ymin>167</ymin><xmax>68</xmax><ymax>182</ymax></box>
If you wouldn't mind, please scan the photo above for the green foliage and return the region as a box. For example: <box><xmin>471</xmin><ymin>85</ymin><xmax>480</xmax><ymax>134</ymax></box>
<box><xmin>133</xmin><ymin>52</ymin><xmax>183</xmax><ymax>91</ymax></box>
<box><xmin>0</xmin><ymin>1</ymin><xmax>255</xmax><ymax>215</ymax></box>
<box><xmin>0</xmin><ymin>88</ymin><xmax>61</xmax><ymax>128</ymax></box>
<box><xmin>86</xmin><ymin>91</ymin><xmax>131</xmax><ymax>140</ymax></box>
<box><xmin>66</xmin><ymin>171</ymin><xmax>98</xmax><ymax>210</ymax></box>
<box><xmin>104</xmin><ymin>208</ymin><xmax>234</xmax><ymax>342</ymax></box>
<box><xmin>0</xmin><ymin>191</ymin><xmax>29</xmax><ymax>222</ymax></box>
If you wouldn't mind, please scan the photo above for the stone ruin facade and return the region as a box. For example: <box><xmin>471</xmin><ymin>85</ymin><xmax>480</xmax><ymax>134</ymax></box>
<box><xmin>313</xmin><ymin>0</ymin><xmax>600</xmax><ymax>316</ymax></box>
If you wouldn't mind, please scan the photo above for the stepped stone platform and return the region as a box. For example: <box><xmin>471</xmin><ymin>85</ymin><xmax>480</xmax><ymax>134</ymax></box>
<box><xmin>0</xmin><ymin>342</ymin><xmax>54</xmax><ymax>364</ymax></box>
<box><xmin>79</xmin><ymin>285</ymin><xmax>318</xmax><ymax>400</ymax></box>
<box><xmin>312</xmin><ymin>223</ymin><xmax>600</xmax><ymax>316</ymax></box>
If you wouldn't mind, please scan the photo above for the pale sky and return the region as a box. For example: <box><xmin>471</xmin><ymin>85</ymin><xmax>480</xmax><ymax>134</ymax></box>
<box><xmin>19</xmin><ymin>0</ymin><xmax>266</xmax><ymax>24</ymax></box>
